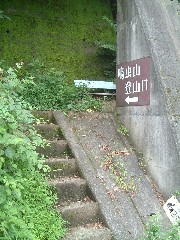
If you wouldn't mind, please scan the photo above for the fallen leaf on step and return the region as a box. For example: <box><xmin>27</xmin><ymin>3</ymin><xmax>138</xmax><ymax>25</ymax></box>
<box><xmin>100</xmin><ymin>144</ymin><xmax>110</xmax><ymax>152</ymax></box>
<box><xmin>107</xmin><ymin>191</ymin><xmax>116</xmax><ymax>200</ymax></box>
<box><xmin>93</xmin><ymin>223</ymin><xmax>103</xmax><ymax>229</ymax></box>
<box><xmin>112</xmin><ymin>150</ymin><xmax>130</xmax><ymax>156</ymax></box>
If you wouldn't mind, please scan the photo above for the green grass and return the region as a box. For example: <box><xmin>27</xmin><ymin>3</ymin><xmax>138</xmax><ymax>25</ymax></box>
<box><xmin>0</xmin><ymin>0</ymin><xmax>116</xmax><ymax>82</ymax></box>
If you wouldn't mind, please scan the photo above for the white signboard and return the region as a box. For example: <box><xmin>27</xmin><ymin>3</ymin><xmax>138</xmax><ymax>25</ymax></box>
<box><xmin>163</xmin><ymin>195</ymin><xmax>180</xmax><ymax>225</ymax></box>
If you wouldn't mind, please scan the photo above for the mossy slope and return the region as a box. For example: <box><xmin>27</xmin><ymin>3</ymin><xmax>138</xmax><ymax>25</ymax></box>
<box><xmin>0</xmin><ymin>0</ymin><xmax>116</xmax><ymax>81</ymax></box>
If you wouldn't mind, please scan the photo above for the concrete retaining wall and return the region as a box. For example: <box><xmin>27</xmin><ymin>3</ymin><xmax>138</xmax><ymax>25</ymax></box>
<box><xmin>116</xmin><ymin>0</ymin><xmax>180</xmax><ymax>198</ymax></box>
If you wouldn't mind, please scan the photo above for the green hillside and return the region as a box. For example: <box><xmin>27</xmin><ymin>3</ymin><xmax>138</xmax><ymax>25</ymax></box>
<box><xmin>0</xmin><ymin>0</ymin><xmax>116</xmax><ymax>81</ymax></box>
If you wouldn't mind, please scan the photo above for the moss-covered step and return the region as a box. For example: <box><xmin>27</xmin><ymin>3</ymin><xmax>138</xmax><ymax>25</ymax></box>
<box><xmin>37</xmin><ymin>140</ymin><xmax>70</xmax><ymax>158</ymax></box>
<box><xmin>46</xmin><ymin>157</ymin><xmax>78</xmax><ymax>178</ymax></box>
<box><xmin>34</xmin><ymin>124</ymin><xmax>64</xmax><ymax>140</ymax></box>
<box><xmin>56</xmin><ymin>201</ymin><xmax>100</xmax><ymax>227</ymax></box>
<box><xmin>63</xmin><ymin>225</ymin><xmax>112</xmax><ymax>240</ymax></box>
<box><xmin>49</xmin><ymin>177</ymin><xmax>87</xmax><ymax>203</ymax></box>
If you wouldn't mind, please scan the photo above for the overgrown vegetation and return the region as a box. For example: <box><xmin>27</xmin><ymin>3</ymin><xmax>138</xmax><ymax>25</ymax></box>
<box><xmin>95</xmin><ymin>16</ymin><xmax>117</xmax><ymax>81</ymax></box>
<box><xmin>140</xmin><ymin>214</ymin><xmax>180</xmax><ymax>240</ymax></box>
<box><xmin>0</xmin><ymin>0</ymin><xmax>116</xmax><ymax>81</ymax></box>
<box><xmin>0</xmin><ymin>1</ymin><xmax>116</xmax><ymax>238</ymax></box>
<box><xmin>16</xmin><ymin>60</ymin><xmax>103</xmax><ymax>111</ymax></box>
<box><xmin>0</xmin><ymin>65</ymin><xmax>66</xmax><ymax>239</ymax></box>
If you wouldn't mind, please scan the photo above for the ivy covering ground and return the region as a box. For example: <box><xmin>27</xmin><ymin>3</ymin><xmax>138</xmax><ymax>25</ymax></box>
<box><xmin>0</xmin><ymin>65</ymin><xmax>66</xmax><ymax>239</ymax></box>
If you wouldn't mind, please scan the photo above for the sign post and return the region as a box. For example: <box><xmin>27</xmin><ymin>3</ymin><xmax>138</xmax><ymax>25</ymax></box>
<box><xmin>116</xmin><ymin>57</ymin><xmax>151</xmax><ymax>107</ymax></box>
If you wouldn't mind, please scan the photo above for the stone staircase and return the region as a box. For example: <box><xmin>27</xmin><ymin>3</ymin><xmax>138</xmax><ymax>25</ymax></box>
<box><xmin>34</xmin><ymin>111</ymin><xmax>112</xmax><ymax>240</ymax></box>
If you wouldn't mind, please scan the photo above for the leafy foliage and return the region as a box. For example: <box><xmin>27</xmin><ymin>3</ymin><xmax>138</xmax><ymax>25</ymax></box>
<box><xmin>0</xmin><ymin>65</ymin><xmax>66</xmax><ymax>239</ymax></box>
<box><xmin>102</xmin><ymin>16</ymin><xmax>117</xmax><ymax>32</ymax></box>
<box><xmin>20</xmin><ymin>60</ymin><xmax>103</xmax><ymax>111</ymax></box>
<box><xmin>0</xmin><ymin>10</ymin><xmax>10</xmax><ymax>20</ymax></box>
<box><xmin>95</xmin><ymin>16</ymin><xmax>116</xmax><ymax>81</ymax></box>
<box><xmin>140</xmin><ymin>214</ymin><xmax>180</xmax><ymax>240</ymax></box>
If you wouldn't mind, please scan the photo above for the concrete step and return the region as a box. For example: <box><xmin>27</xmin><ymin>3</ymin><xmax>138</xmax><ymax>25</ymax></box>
<box><xmin>56</xmin><ymin>201</ymin><xmax>100</xmax><ymax>227</ymax></box>
<box><xmin>46</xmin><ymin>158</ymin><xmax>78</xmax><ymax>178</ymax></box>
<box><xmin>34</xmin><ymin>124</ymin><xmax>64</xmax><ymax>140</ymax></box>
<box><xmin>37</xmin><ymin>140</ymin><xmax>70</xmax><ymax>158</ymax></box>
<box><xmin>32</xmin><ymin>111</ymin><xmax>113</xmax><ymax>239</ymax></box>
<box><xmin>49</xmin><ymin>177</ymin><xmax>87</xmax><ymax>203</ymax></box>
<box><xmin>63</xmin><ymin>225</ymin><xmax>112</xmax><ymax>240</ymax></box>
<box><xmin>32</xmin><ymin>110</ymin><xmax>55</xmax><ymax>123</ymax></box>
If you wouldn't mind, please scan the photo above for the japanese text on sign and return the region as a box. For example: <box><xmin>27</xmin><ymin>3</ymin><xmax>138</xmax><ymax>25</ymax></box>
<box><xmin>124</xmin><ymin>79</ymin><xmax>148</xmax><ymax>94</ymax></box>
<box><xmin>116</xmin><ymin>57</ymin><xmax>151</xmax><ymax>107</ymax></box>
<box><xmin>118</xmin><ymin>64</ymin><xmax>141</xmax><ymax>80</ymax></box>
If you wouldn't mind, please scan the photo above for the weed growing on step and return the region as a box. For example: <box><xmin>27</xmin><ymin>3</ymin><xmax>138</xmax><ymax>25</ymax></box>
<box><xmin>174</xmin><ymin>190</ymin><xmax>180</xmax><ymax>197</ymax></box>
<box><xmin>102</xmin><ymin>152</ymin><xmax>137</xmax><ymax>193</ymax></box>
<box><xmin>0</xmin><ymin>65</ymin><xmax>66</xmax><ymax>239</ymax></box>
<box><xmin>135</xmin><ymin>151</ymin><xmax>147</xmax><ymax>170</ymax></box>
<box><xmin>117</xmin><ymin>124</ymin><xmax>129</xmax><ymax>136</ymax></box>
<box><xmin>115</xmin><ymin>117</ymin><xmax>147</xmax><ymax>171</ymax></box>
<box><xmin>140</xmin><ymin>214</ymin><xmax>180</xmax><ymax>240</ymax></box>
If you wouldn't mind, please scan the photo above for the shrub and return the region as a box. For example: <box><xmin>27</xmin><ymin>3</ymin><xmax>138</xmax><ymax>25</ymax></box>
<box><xmin>141</xmin><ymin>214</ymin><xmax>180</xmax><ymax>240</ymax></box>
<box><xmin>95</xmin><ymin>16</ymin><xmax>117</xmax><ymax>81</ymax></box>
<box><xmin>20</xmin><ymin>60</ymin><xmax>103</xmax><ymax>111</ymax></box>
<box><xmin>0</xmin><ymin>64</ymin><xmax>66</xmax><ymax>239</ymax></box>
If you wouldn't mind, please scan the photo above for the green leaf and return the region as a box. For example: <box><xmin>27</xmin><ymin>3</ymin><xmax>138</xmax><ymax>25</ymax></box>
<box><xmin>0</xmin><ymin>149</ymin><xmax>4</xmax><ymax>156</ymax></box>
<box><xmin>0</xmin><ymin>194</ymin><xmax>6</xmax><ymax>204</ymax></box>
<box><xmin>5</xmin><ymin>147</ymin><xmax>15</xmax><ymax>158</ymax></box>
<box><xmin>13</xmin><ymin>188</ymin><xmax>22</xmax><ymax>200</ymax></box>
<box><xmin>0</xmin><ymin>186</ymin><xmax>6</xmax><ymax>204</ymax></box>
